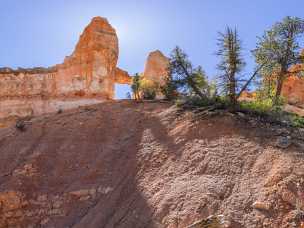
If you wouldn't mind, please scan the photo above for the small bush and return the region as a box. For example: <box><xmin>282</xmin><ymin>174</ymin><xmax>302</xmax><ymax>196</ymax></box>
<box><xmin>140</xmin><ymin>79</ymin><xmax>158</xmax><ymax>100</ymax></box>
<box><xmin>131</xmin><ymin>73</ymin><xmax>141</xmax><ymax>101</ymax></box>
<box><xmin>143</xmin><ymin>89</ymin><xmax>156</xmax><ymax>100</ymax></box>
<box><xmin>175</xmin><ymin>95</ymin><xmax>224</xmax><ymax>109</ymax></box>
<box><xmin>161</xmin><ymin>77</ymin><xmax>178</xmax><ymax>101</ymax></box>
<box><xmin>57</xmin><ymin>109</ymin><xmax>63</xmax><ymax>114</ymax></box>
<box><xmin>240</xmin><ymin>99</ymin><xmax>274</xmax><ymax>114</ymax></box>
<box><xmin>186</xmin><ymin>96</ymin><xmax>213</xmax><ymax>107</ymax></box>
<box><xmin>291</xmin><ymin>115</ymin><xmax>304</xmax><ymax>128</ymax></box>
<box><xmin>15</xmin><ymin>120</ymin><xmax>26</xmax><ymax>131</ymax></box>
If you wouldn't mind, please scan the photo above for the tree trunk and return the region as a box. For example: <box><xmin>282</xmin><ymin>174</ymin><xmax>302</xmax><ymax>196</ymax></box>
<box><xmin>237</xmin><ymin>64</ymin><xmax>265</xmax><ymax>99</ymax></box>
<box><xmin>273</xmin><ymin>70</ymin><xmax>286</xmax><ymax>106</ymax></box>
<box><xmin>187</xmin><ymin>78</ymin><xmax>205</xmax><ymax>99</ymax></box>
<box><xmin>228</xmin><ymin>72</ymin><xmax>237</xmax><ymax>108</ymax></box>
<box><xmin>179</xmin><ymin>62</ymin><xmax>205</xmax><ymax>99</ymax></box>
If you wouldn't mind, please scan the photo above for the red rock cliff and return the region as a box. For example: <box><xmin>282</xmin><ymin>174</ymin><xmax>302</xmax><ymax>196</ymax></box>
<box><xmin>0</xmin><ymin>16</ymin><xmax>131</xmax><ymax>101</ymax></box>
<box><xmin>0</xmin><ymin>17</ymin><xmax>131</xmax><ymax>118</ymax></box>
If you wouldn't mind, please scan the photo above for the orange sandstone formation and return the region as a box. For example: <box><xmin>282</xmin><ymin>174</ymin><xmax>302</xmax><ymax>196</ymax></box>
<box><xmin>238</xmin><ymin>91</ymin><xmax>257</xmax><ymax>101</ymax></box>
<box><xmin>0</xmin><ymin>17</ymin><xmax>131</xmax><ymax>118</ymax></box>
<box><xmin>282</xmin><ymin>63</ymin><xmax>304</xmax><ymax>106</ymax></box>
<box><xmin>240</xmin><ymin>61</ymin><xmax>304</xmax><ymax>108</ymax></box>
<box><xmin>142</xmin><ymin>50</ymin><xmax>169</xmax><ymax>86</ymax></box>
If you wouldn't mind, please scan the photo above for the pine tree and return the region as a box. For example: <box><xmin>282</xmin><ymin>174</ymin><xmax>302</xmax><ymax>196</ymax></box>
<box><xmin>169</xmin><ymin>46</ymin><xmax>208</xmax><ymax>98</ymax></box>
<box><xmin>216</xmin><ymin>27</ymin><xmax>245</xmax><ymax>106</ymax></box>
<box><xmin>253</xmin><ymin>16</ymin><xmax>304</xmax><ymax>105</ymax></box>
<box><xmin>131</xmin><ymin>73</ymin><xmax>141</xmax><ymax>101</ymax></box>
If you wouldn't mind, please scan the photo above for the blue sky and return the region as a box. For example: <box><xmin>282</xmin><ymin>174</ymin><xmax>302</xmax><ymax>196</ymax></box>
<box><xmin>0</xmin><ymin>0</ymin><xmax>303</xmax><ymax>98</ymax></box>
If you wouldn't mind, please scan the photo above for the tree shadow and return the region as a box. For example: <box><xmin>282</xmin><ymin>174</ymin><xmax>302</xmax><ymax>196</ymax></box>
<box><xmin>0</xmin><ymin>101</ymin><xmax>292</xmax><ymax>227</ymax></box>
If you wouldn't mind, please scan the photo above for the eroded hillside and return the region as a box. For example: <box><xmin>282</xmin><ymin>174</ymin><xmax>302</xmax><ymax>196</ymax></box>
<box><xmin>0</xmin><ymin>101</ymin><xmax>303</xmax><ymax>227</ymax></box>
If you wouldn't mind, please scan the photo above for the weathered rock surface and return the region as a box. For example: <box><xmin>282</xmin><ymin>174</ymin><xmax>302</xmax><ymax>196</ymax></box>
<box><xmin>114</xmin><ymin>67</ymin><xmax>132</xmax><ymax>84</ymax></box>
<box><xmin>282</xmin><ymin>50</ymin><xmax>304</xmax><ymax>106</ymax></box>
<box><xmin>282</xmin><ymin>63</ymin><xmax>304</xmax><ymax>107</ymax></box>
<box><xmin>143</xmin><ymin>50</ymin><xmax>170</xmax><ymax>86</ymax></box>
<box><xmin>0</xmin><ymin>100</ymin><xmax>304</xmax><ymax>227</ymax></box>
<box><xmin>240</xmin><ymin>61</ymin><xmax>304</xmax><ymax>116</ymax></box>
<box><xmin>0</xmin><ymin>17</ymin><xmax>131</xmax><ymax>119</ymax></box>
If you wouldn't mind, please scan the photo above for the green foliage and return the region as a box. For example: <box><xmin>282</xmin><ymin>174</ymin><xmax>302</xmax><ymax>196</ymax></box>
<box><xmin>140</xmin><ymin>78</ymin><xmax>157</xmax><ymax>100</ymax></box>
<box><xmin>216</xmin><ymin>27</ymin><xmax>245</xmax><ymax>105</ymax></box>
<box><xmin>208</xmin><ymin>81</ymin><xmax>219</xmax><ymax>98</ymax></box>
<box><xmin>131</xmin><ymin>74</ymin><xmax>159</xmax><ymax>100</ymax></box>
<box><xmin>254</xmin><ymin>16</ymin><xmax>304</xmax><ymax>71</ymax></box>
<box><xmin>240</xmin><ymin>95</ymin><xmax>286</xmax><ymax>114</ymax></box>
<box><xmin>253</xmin><ymin>16</ymin><xmax>304</xmax><ymax>105</ymax></box>
<box><xmin>291</xmin><ymin>115</ymin><xmax>304</xmax><ymax>128</ymax></box>
<box><xmin>15</xmin><ymin>119</ymin><xmax>26</xmax><ymax>131</ymax></box>
<box><xmin>175</xmin><ymin>94</ymin><xmax>227</xmax><ymax>110</ymax></box>
<box><xmin>161</xmin><ymin>75</ymin><xmax>178</xmax><ymax>100</ymax></box>
<box><xmin>240</xmin><ymin>99</ymin><xmax>274</xmax><ymax>114</ymax></box>
<box><xmin>142</xmin><ymin>90</ymin><xmax>156</xmax><ymax>100</ymax></box>
<box><xmin>169</xmin><ymin>46</ymin><xmax>209</xmax><ymax>99</ymax></box>
<box><xmin>190</xmin><ymin>66</ymin><xmax>209</xmax><ymax>95</ymax></box>
<box><xmin>256</xmin><ymin>77</ymin><xmax>276</xmax><ymax>100</ymax></box>
<box><xmin>131</xmin><ymin>73</ymin><xmax>141</xmax><ymax>100</ymax></box>
<box><xmin>183</xmin><ymin>96</ymin><xmax>213</xmax><ymax>107</ymax></box>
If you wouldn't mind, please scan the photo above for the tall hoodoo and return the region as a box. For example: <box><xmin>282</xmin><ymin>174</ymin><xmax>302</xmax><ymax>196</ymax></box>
<box><xmin>56</xmin><ymin>16</ymin><xmax>128</xmax><ymax>98</ymax></box>
<box><xmin>0</xmin><ymin>17</ymin><xmax>131</xmax><ymax>118</ymax></box>
<box><xmin>143</xmin><ymin>50</ymin><xmax>170</xmax><ymax>86</ymax></box>
<box><xmin>56</xmin><ymin>17</ymin><xmax>118</xmax><ymax>98</ymax></box>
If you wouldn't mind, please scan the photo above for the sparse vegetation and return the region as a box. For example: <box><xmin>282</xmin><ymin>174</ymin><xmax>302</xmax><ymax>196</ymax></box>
<box><xmin>290</xmin><ymin>114</ymin><xmax>304</xmax><ymax>128</ymax></box>
<box><xmin>131</xmin><ymin>73</ymin><xmax>141</xmax><ymax>101</ymax></box>
<box><xmin>131</xmin><ymin>74</ymin><xmax>159</xmax><ymax>100</ymax></box>
<box><xmin>239</xmin><ymin>99</ymin><xmax>274</xmax><ymax>115</ymax></box>
<box><xmin>216</xmin><ymin>27</ymin><xmax>245</xmax><ymax>106</ymax></box>
<box><xmin>169</xmin><ymin>46</ymin><xmax>210</xmax><ymax>99</ymax></box>
<box><xmin>3</xmin><ymin>13</ymin><xmax>304</xmax><ymax>228</ymax></box>
<box><xmin>139</xmin><ymin>78</ymin><xmax>158</xmax><ymax>100</ymax></box>
<box><xmin>160</xmin><ymin>74</ymin><xmax>178</xmax><ymax>100</ymax></box>
<box><xmin>15</xmin><ymin>119</ymin><xmax>26</xmax><ymax>131</ymax></box>
<box><xmin>128</xmin><ymin>17</ymin><xmax>304</xmax><ymax>131</ymax></box>
<box><xmin>253</xmin><ymin>16</ymin><xmax>304</xmax><ymax>105</ymax></box>
<box><xmin>168</xmin><ymin>17</ymin><xmax>304</xmax><ymax>129</ymax></box>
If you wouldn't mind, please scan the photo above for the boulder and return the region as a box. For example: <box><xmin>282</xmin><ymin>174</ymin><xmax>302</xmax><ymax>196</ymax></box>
<box><xmin>275</xmin><ymin>136</ymin><xmax>292</xmax><ymax>149</ymax></box>
<box><xmin>252</xmin><ymin>201</ymin><xmax>271</xmax><ymax>211</ymax></box>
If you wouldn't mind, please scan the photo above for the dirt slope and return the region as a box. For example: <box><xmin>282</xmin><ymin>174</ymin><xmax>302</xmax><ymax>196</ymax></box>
<box><xmin>0</xmin><ymin>100</ymin><xmax>304</xmax><ymax>228</ymax></box>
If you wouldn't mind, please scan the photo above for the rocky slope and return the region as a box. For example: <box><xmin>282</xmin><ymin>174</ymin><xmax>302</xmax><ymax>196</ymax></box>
<box><xmin>0</xmin><ymin>101</ymin><xmax>304</xmax><ymax>227</ymax></box>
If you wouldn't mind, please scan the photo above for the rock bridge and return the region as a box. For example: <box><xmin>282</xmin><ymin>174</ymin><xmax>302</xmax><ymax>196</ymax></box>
<box><xmin>0</xmin><ymin>17</ymin><xmax>132</xmax><ymax>118</ymax></box>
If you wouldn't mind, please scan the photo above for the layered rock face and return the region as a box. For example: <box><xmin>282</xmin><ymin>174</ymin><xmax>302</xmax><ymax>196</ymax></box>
<box><xmin>0</xmin><ymin>17</ymin><xmax>131</xmax><ymax>118</ymax></box>
<box><xmin>142</xmin><ymin>50</ymin><xmax>169</xmax><ymax>86</ymax></box>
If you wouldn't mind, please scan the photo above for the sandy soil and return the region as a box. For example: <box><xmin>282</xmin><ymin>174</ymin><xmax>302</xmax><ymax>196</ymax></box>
<box><xmin>0</xmin><ymin>100</ymin><xmax>303</xmax><ymax>228</ymax></box>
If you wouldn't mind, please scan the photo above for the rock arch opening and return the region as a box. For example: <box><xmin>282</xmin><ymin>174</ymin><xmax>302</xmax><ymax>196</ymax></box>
<box><xmin>114</xmin><ymin>83</ymin><xmax>132</xmax><ymax>100</ymax></box>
